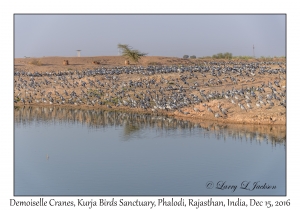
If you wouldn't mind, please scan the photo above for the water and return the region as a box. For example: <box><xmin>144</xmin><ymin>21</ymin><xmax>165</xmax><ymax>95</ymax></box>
<box><xmin>14</xmin><ymin>106</ymin><xmax>286</xmax><ymax>196</ymax></box>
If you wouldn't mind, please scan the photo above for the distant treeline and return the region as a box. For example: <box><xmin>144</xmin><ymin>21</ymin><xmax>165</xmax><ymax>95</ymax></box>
<box><xmin>183</xmin><ymin>55</ymin><xmax>196</xmax><ymax>59</ymax></box>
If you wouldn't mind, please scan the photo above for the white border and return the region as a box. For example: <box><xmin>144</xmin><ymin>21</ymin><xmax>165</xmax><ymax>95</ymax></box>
<box><xmin>2</xmin><ymin>0</ymin><xmax>298</xmax><ymax>209</ymax></box>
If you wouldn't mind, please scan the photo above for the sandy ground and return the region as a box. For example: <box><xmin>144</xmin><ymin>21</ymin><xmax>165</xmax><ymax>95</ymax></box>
<box><xmin>14</xmin><ymin>56</ymin><xmax>211</xmax><ymax>73</ymax></box>
<box><xmin>14</xmin><ymin>56</ymin><xmax>286</xmax><ymax>125</ymax></box>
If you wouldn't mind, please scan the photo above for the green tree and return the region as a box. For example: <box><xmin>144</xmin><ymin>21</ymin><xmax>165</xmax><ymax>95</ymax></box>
<box><xmin>183</xmin><ymin>55</ymin><xmax>189</xmax><ymax>59</ymax></box>
<box><xmin>117</xmin><ymin>44</ymin><xmax>147</xmax><ymax>63</ymax></box>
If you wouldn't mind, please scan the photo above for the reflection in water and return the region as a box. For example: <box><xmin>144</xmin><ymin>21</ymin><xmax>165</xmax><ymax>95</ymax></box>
<box><xmin>124</xmin><ymin>124</ymin><xmax>140</xmax><ymax>136</ymax></box>
<box><xmin>15</xmin><ymin>106</ymin><xmax>286</xmax><ymax>146</ymax></box>
<box><xmin>15</xmin><ymin>106</ymin><xmax>286</xmax><ymax>196</ymax></box>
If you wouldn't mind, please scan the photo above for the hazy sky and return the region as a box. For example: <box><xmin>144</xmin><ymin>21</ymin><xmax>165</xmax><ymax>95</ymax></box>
<box><xmin>14</xmin><ymin>14</ymin><xmax>285</xmax><ymax>58</ymax></box>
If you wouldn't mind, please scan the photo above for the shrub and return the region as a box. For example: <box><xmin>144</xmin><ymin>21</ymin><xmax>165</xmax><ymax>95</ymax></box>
<box><xmin>183</xmin><ymin>55</ymin><xmax>189</xmax><ymax>59</ymax></box>
<box><xmin>28</xmin><ymin>59</ymin><xmax>43</xmax><ymax>66</ymax></box>
<box><xmin>190</xmin><ymin>55</ymin><xmax>196</xmax><ymax>59</ymax></box>
<box><xmin>212</xmin><ymin>52</ymin><xmax>233</xmax><ymax>59</ymax></box>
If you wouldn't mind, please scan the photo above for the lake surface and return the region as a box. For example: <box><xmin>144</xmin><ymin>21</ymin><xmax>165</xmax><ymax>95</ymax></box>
<box><xmin>14</xmin><ymin>106</ymin><xmax>286</xmax><ymax>196</ymax></box>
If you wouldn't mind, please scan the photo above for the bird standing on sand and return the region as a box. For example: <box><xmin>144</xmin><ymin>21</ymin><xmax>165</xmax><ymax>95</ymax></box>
<box><xmin>214</xmin><ymin>112</ymin><xmax>221</xmax><ymax>118</ymax></box>
<box><xmin>193</xmin><ymin>106</ymin><xmax>200</xmax><ymax>112</ymax></box>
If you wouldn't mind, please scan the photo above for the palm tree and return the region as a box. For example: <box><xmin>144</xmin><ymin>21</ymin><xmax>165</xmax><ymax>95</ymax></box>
<box><xmin>117</xmin><ymin>44</ymin><xmax>147</xmax><ymax>64</ymax></box>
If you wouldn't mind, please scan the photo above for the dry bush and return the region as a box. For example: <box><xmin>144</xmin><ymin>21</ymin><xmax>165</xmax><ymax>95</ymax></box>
<box><xmin>28</xmin><ymin>59</ymin><xmax>43</xmax><ymax>66</ymax></box>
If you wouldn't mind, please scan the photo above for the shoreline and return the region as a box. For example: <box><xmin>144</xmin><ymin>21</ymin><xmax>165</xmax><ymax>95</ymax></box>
<box><xmin>14</xmin><ymin>103</ymin><xmax>285</xmax><ymax>125</ymax></box>
<box><xmin>15</xmin><ymin>105</ymin><xmax>286</xmax><ymax>144</ymax></box>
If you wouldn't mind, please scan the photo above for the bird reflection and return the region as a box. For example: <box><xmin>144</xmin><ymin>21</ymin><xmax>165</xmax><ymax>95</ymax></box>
<box><xmin>15</xmin><ymin>106</ymin><xmax>286</xmax><ymax>146</ymax></box>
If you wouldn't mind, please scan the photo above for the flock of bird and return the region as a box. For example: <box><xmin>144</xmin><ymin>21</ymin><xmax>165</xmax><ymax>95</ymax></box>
<box><xmin>14</xmin><ymin>60</ymin><xmax>286</xmax><ymax>119</ymax></box>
